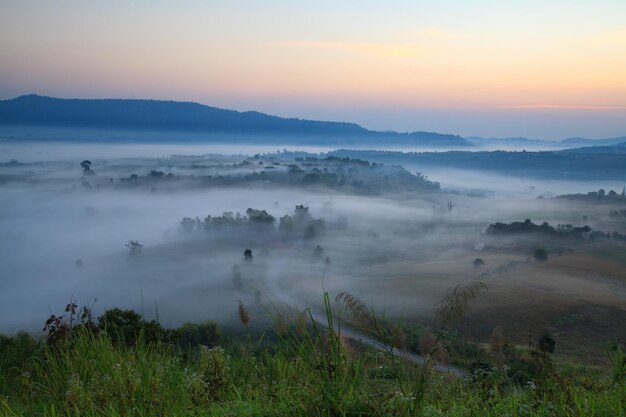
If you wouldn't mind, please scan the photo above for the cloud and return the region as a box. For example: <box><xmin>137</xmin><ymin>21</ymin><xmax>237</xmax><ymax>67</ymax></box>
<box><xmin>266</xmin><ymin>41</ymin><xmax>427</xmax><ymax>58</ymax></box>
<box><xmin>503</xmin><ymin>104</ymin><xmax>626</xmax><ymax>110</ymax></box>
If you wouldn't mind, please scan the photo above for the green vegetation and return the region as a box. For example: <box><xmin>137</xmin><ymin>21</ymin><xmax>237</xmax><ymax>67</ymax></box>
<box><xmin>556</xmin><ymin>188</ymin><xmax>626</xmax><ymax>203</ymax></box>
<box><xmin>1</xmin><ymin>295</ymin><xmax>624</xmax><ymax>417</ymax></box>
<box><xmin>486</xmin><ymin>218</ymin><xmax>626</xmax><ymax>242</ymax></box>
<box><xmin>115</xmin><ymin>155</ymin><xmax>440</xmax><ymax>195</ymax></box>
<box><xmin>181</xmin><ymin>205</ymin><xmax>329</xmax><ymax>241</ymax></box>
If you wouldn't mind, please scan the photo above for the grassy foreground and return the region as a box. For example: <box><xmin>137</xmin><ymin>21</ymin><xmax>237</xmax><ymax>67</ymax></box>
<box><xmin>0</xmin><ymin>296</ymin><xmax>624</xmax><ymax>417</ymax></box>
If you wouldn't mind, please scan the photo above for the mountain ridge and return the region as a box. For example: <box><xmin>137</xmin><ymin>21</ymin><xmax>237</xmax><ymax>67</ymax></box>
<box><xmin>0</xmin><ymin>94</ymin><xmax>470</xmax><ymax>147</ymax></box>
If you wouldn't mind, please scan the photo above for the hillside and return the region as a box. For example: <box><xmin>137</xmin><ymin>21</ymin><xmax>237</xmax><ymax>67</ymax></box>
<box><xmin>1</xmin><ymin>296</ymin><xmax>623</xmax><ymax>416</ymax></box>
<box><xmin>0</xmin><ymin>95</ymin><xmax>472</xmax><ymax>147</ymax></box>
<box><xmin>323</xmin><ymin>146</ymin><xmax>626</xmax><ymax>180</ymax></box>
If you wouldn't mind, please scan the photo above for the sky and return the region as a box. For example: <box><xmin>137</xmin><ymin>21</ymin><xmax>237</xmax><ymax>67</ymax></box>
<box><xmin>1</xmin><ymin>0</ymin><xmax>625</xmax><ymax>139</ymax></box>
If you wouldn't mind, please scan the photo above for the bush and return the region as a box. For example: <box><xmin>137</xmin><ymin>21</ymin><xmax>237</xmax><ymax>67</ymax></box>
<box><xmin>538</xmin><ymin>334</ymin><xmax>555</xmax><ymax>353</ymax></box>
<box><xmin>0</xmin><ymin>331</ymin><xmax>38</xmax><ymax>393</ymax></box>
<box><xmin>533</xmin><ymin>248</ymin><xmax>548</xmax><ymax>262</ymax></box>
<box><xmin>98</xmin><ymin>308</ymin><xmax>164</xmax><ymax>347</ymax></box>
<box><xmin>177</xmin><ymin>321</ymin><xmax>221</xmax><ymax>350</ymax></box>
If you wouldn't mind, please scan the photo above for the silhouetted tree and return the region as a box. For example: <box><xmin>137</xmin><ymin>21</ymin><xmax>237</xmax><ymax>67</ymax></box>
<box><xmin>246</xmin><ymin>208</ymin><xmax>275</xmax><ymax>226</ymax></box>
<box><xmin>473</xmin><ymin>258</ymin><xmax>485</xmax><ymax>267</ymax></box>
<box><xmin>125</xmin><ymin>240</ymin><xmax>143</xmax><ymax>256</ymax></box>
<box><xmin>80</xmin><ymin>160</ymin><xmax>95</xmax><ymax>175</ymax></box>
<box><xmin>313</xmin><ymin>245</ymin><xmax>324</xmax><ymax>258</ymax></box>
<box><xmin>447</xmin><ymin>201</ymin><xmax>456</xmax><ymax>224</ymax></box>
<box><xmin>180</xmin><ymin>217</ymin><xmax>197</xmax><ymax>233</ymax></box>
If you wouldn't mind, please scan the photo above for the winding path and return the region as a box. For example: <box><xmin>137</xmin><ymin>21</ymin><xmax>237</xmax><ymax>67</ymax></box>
<box><xmin>263</xmin><ymin>252</ymin><xmax>467</xmax><ymax>377</ymax></box>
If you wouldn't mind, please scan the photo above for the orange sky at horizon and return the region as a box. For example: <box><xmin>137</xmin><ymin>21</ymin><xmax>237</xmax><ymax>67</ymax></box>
<box><xmin>1</xmin><ymin>1</ymin><xmax>625</xmax><ymax>137</ymax></box>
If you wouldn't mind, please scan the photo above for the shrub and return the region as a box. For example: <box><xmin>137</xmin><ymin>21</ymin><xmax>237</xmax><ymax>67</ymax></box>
<box><xmin>97</xmin><ymin>308</ymin><xmax>163</xmax><ymax>347</ymax></box>
<box><xmin>177</xmin><ymin>321</ymin><xmax>221</xmax><ymax>350</ymax></box>
<box><xmin>533</xmin><ymin>248</ymin><xmax>548</xmax><ymax>262</ymax></box>
<box><xmin>538</xmin><ymin>334</ymin><xmax>555</xmax><ymax>353</ymax></box>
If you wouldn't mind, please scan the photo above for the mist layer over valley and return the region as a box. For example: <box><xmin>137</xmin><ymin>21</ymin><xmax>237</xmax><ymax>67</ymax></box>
<box><xmin>3</xmin><ymin>1</ymin><xmax>626</xmax><ymax>413</ymax></box>
<box><xmin>1</xmin><ymin>142</ymin><xmax>624</xmax><ymax>365</ymax></box>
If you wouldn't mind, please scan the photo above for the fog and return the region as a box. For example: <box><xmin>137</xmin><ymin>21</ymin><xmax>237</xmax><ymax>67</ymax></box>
<box><xmin>415</xmin><ymin>167</ymin><xmax>626</xmax><ymax>198</ymax></box>
<box><xmin>1</xmin><ymin>143</ymin><xmax>624</xmax><ymax>359</ymax></box>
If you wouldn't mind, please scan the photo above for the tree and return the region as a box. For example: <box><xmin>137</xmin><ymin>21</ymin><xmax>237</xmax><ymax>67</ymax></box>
<box><xmin>533</xmin><ymin>248</ymin><xmax>548</xmax><ymax>262</ymax></box>
<box><xmin>447</xmin><ymin>201</ymin><xmax>456</xmax><ymax>224</ymax></box>
<box><xmin>313</xmin><ymin>245</ymin><xmax>324</xmax><ymax>258</ymax></box>
<box><xmin>538</xmin><ymin>334</ymin><xmax>555</xmax><ymax>353</ymax></box>
<box><xmin>246</xmin><ymin>208</ymin><xmax>275</xmax><ymax>226</ymax></box>
<box><xmin>98</xmin><ymin>308</ymin><xmax>162</xmax><ymax>347</ymax></box>
<box><xmin>243</xmin><ymin>248</ymin><xmax>253</xmax><ymax>262</ymax></box>
<box><xmin>294</xmin><ymin>205</ymin><xmax>312</xmax><ymax>223</ymax></box>
<box><xmin>177</xmin><ymin>321</ymin><xmax>220</xmax><ymax>349</ymax></box>
<box><xmin>125</xmin><ymin>240</ymin><xmax>143</xmax><ymax>256</ymax></box>
<box><xmin>80</xmin><ymin>160</ymin><xmax>95</xmax><ymax>175</ymax></box>
<box><xmin>472</xmin><ymin>258</ymin><xmax>485</xmax><ymax>267</ymax></box>
<box><xmin>304</xmin><ymin>219</ymin><xmax>324</xmax><ymax>239</ymax></box>
<box><xmin>180</xmin><ymin>217</ymin><xmax>197</xmax><ymax>233</ymax></box>
<box><xmin>148</xmin><ymin>170</ymin><xmax>165</xmax><ymax>178</ymax></box>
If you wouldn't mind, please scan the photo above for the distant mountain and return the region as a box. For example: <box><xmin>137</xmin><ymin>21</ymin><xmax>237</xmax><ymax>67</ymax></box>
<box><xmin>560</xmin><ymin>141</ymin><xmax>626</xmax><ymax>154</ymax></box>
<box><xmin>464</xmin><ymin>136</ymin><xmax>559</xmax><ymax>147</ymax></box>
<box><xmin>559</xmin><ymin>136</ymin><xmax>626</xmax><ymax>146</ymax></box>
<box><xmin>324</xmin><ymin>144</ymin><xmax>626</xmax><ymax>180</ymax></box>
<box><xmin>0</xmin><ymin>95</ymin><xmax>471</xmax><ymax>147</ymax></box>
<box><xmin>465</xmin><ymin>135</ymin><xmax>626</xmax><ymax>149</ymax></box>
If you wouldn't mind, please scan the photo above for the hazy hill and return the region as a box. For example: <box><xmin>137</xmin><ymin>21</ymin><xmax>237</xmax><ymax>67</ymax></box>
<box><xmin>324</xmin><ymin>144</ymin><xmax>626</xmax><ymax>180</ymax></box>
<box><xmin>464</xmin><ymin>136</ymin><xmax>559</xmax><ymax>148</ymax></box>
<box><xmin>465</xmin><ymin>135</ymin><xmax>626</xmax><ymax>149</ymax></box>
<box><xmin>0</xmin><ymin>95</ymin><xmax>471</xmax><ymax>147</ymax></box>
<box><xmin>560</xmin><ymin>141</ymin><xmax>626</xmax><ymax>154</ymax></box>
<box><xmin>560</xmin><ymin>136</ymin><xmax>626</xmax><ymax>146</ymax></box>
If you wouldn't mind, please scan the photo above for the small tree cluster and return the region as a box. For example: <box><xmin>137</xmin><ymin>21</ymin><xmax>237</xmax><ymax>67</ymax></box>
<box><xmin>125</xmin><ymin>240</ymin><xmax>143</xmax><ymax>256</ymax></box>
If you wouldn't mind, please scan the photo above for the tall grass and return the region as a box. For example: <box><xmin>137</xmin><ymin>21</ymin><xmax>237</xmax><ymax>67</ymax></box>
<box><xmin>0</xmin><ymin>293</ymin><xmax>624</xmax><ymax>416</ymax></box>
